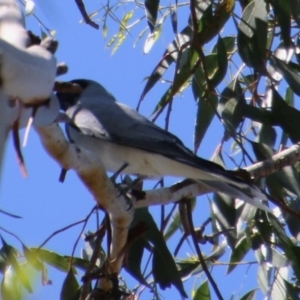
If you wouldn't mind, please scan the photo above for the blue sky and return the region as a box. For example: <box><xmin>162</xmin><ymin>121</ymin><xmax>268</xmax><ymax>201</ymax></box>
<box><xmin>0</xmin><ymin>1</ymin><xmax>262</xmax><ymax>299</ymax></box>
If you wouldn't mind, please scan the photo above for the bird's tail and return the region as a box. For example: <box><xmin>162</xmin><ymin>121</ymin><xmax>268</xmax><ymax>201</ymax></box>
<box><xmin>198</xmin><ymin>179</ymin><xmax>271</xmax><ymax>212</ymax></box>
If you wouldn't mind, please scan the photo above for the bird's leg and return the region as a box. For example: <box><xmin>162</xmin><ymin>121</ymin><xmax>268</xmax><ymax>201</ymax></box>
<box><xmin>109</xmin><ymin>163</ymin><xmax>135</xmax><ymax>210</ymax></box>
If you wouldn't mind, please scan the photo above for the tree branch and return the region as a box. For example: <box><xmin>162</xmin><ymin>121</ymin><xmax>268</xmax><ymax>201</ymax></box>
<box><xmin>34</xmin><ymin>123</ymin><xmax>134</xmax><ymax>292</ymax></box>
<box><xmin>135</xmin><ymin>142</ymin><xmax>300</xmax><ymax>208</ymax></box>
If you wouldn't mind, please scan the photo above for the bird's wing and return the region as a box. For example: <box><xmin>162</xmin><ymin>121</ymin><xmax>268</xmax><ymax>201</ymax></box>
<box><xmin>66</xmin><ymin>100</ymin><xmax>245</xmax><ymax>182</ymax></box>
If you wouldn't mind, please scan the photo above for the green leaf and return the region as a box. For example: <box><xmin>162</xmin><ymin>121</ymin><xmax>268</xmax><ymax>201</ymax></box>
<box><xmin>286</xmin><ymin>0</ymin><xmax>300</xmax><ymax>27</ymax></box>
<box><xmin>264</xmin><ymin>246</ymin><xmax>289</xmax><ymax>268</ymax></box>
<box><xmin>219</xmin><ymin>79</ymin><xmax>246</xmax><ymax>140</ymax></box>
<box><xmin>213</xmin><ymin>193</ymin><xmax>236</xmax><ymax>249</ymax></box>
<box><xmin>143</xmin><ymin>23</ymin><xmax>162</xmax><ymax>54</ymax></box>
<box><xmin>227</xmin><ymin>236</ymin><xmax>251</xmax><ymax>274</ymax></box>
<box><xmin>30</xmin><ymin>248</ymin><xmax>69</xmax><ymax>272</ymax></box>
<box><xmin>208</xmin><ymin>36</ymin><xmax>228</xmax><ymax>87</ymax></box>
<box><xmin>64</xmin><ymin>256</ymin><xmax>89</xmax><ymax>271</ymax></box>
<box><xmin>237</xmin><ymin>0</ymin><xmax>268</xmax><ymax>70</ymax></box>
<box><xmin>22</xmin><ymin>244</ymin><xmax>43</xmax><ymax>271</ymax></box>
<box><xmin>192</xmin><ymin>85</ymin><xmax>217</xmax><ymax>151</ymax></box>
<box><xmin>271</xmin><ymin>88</ymin><xmax>300</xmax><ymax>143</ymax></box>
<box><xmin>257</xmin><ymin>263</ymin><xmax>269</xmax><ymax>293</ymax></box>
<box><xmin>60</xmin><ymin>268</ymin><xmax>80</xmax><ymax>300</ymax></box>
<box><xmin>282</xmin><ymin>279</ymin><xmax>299</xmax><ymax>300</ymax></box>
<box><xmin>251</xmin><ymin>141</ymin><xmax>300</xmax><ymax>200</ymax></box>
<box><xmin>283</xmin><ymin>198</ymin><xmax>300</xmax><ymax>240</ymax></box>
<box><xmin>271</xmin><ymin>56</ymin><xmax>300</xmax><ymax>96</ymax></box>
<box><xmin>239</xmin><ymin>289</ymin><xmax>257</xmax><ymax>300</ymax></box>
<box><xmin>125</xmin><ymin>236</ymin><xmax>149</xmax><ymax>287</ymax></box>
<box><xmin>269</xmin><ymin>215</ymin><xmax>300</xmax><ymax>281</ymax></box>
<box><xmin>270</xmin><ymin>0</ymin><xmax>291</xmax><ymax>48</ymax></box>
<box><xmin>257</xmin><ymin>124</ymin><xmax>276</xmax><ymax>147</ymax></box>
<box><xmin>139</xmin><ymin>28</ymin><xmax>192</xmax><ymax>101</ymax></box>
<box><xmin>153</xmin><ymin>47</ymin><xmax>199</xmax><ymax>114</ymax></box>
<box><xmin>111</xmin><ymin>10</ymin><xmax>134</xmax><ymax>54</ymax></box>
<box><xmin>140</xmin><ymin>0</ymin><xmax>213</xmax><ymax>101</ymax></box>
<box><xmin>130</xmin><ymin>208</ymin><xmax>187</xmax><ymax>297</ymax></box>
<box><xmin>212</xmin><ymin>36</ymin><xmax>236</xmax><ymax>56</ymax></box>
<box><xmin>1</xmin><ymin>267</ymin><xmax>22</xmax><ymax>300</ymax></box>
<box><xmin>193</xmin><ymin>280</ymin><xmax>211</xmax><ymax>300</ymax></box>
<box><xmin>1</xmin><ymin>238</ymin><xmax>32</xmax><ymax>293</ymax></box>
<box><xmin>144</xmin><ymin>0</ymin><xmax>159</xmax><ymax>33</ymax></box>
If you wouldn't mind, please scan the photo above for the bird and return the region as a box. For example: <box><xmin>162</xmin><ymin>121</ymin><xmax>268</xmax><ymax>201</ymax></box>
<box><xmin>55</xmin><ymin>79</ymin><xmax>270</xmax><ymax>211</ymax></box>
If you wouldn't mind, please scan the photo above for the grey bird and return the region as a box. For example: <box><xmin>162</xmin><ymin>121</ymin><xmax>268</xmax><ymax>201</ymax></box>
<box><xmin>56</xmin><ymin>79</ymin><xmax>269</xmax><ymax>211</ymax></box>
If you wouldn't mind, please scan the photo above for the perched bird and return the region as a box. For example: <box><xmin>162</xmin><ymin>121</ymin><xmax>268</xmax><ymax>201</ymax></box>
<box><xmin>56</xmin><ymin>79</ymin><xmax>269</xmax><ymax>211</ymax></box>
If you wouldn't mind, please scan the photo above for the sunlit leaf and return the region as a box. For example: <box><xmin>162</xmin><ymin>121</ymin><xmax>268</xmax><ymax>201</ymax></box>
<box><xmin>30</xmin><ymin>248</ymin><xmax>69</xmax><ymax>272</ymax></box>
<box><xmin>0</xmin><ymin>238</ymin><xmax>32</xmax><ymax>293</ymax></box>
<box><xmin>193</xmin><ymin>280</ymin><xmax>210</xmax><ymax>300</ymax></box>
<box><xmin>1</xmin><ymin>267</ymin><xmax>22</xmax><ymax>300</ymax></box>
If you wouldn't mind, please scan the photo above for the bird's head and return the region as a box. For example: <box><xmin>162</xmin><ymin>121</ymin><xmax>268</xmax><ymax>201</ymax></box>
<box><xmin>56</xmin><ymin>79</ymin><xmax>116</xmax><ymax>111</ymax></box>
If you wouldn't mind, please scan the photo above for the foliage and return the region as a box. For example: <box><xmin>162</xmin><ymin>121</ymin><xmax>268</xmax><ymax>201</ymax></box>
<box><xmin>2</xmin><ymin>0</ymin><xmax>300</xmax><ymax>299</ymax></box>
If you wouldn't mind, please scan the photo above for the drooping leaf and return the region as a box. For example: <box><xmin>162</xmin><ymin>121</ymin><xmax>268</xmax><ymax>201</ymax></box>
<box><xmin>271</xmin><ymin>88</ymin><xmax>300</xmax><ymax>142</ymax></box>
<box><xmin>22</xmin><ymin>244</ymin><xmax>43</xmax><ymax>271</ymax></box>
<box><xmin>125</xmin><ymin>234</ymin><xmax>149</xmax><ymax>287</ymax></box>
<box><xmin>269</xmin><ymin>0</ymin><xmax>291</xmax><ymax>48</ymax></box>
<box><xmin>257</xmin><ymin>124</ymin><xmax>277</xmax><ymax>148</ymax></box>
<box><xmin>269</xmin><ymin>215</ymin><xmax>300</xmax><ymax>281</ymax></box>
<box><xmin>139</xmin><ymin>27</ymin><xmax>192</xmax><ymax>102</ymax></box>
<box><xmin>60</xmin><ymin>268</ymin><xmax>80</xmax><ymax>300</ymax></box>
<box><xmin>64</xmin><ymin>256</ymin><xmax>89</xmax><ymax>271</ymax></box>
<box><xmin>30</xmin><ymin>248</ymin><xmax>69</xmax><ymax>272</ymax></box>
<box><xmin>286</xmin><ymin>0</ymin><xmax>300</xmax><ymax>27</ymax></box>
<box><xmin>130</xmin><ymin>208</ymin><xmax>187</xmax><ymax>297</ymax></box>
<box><xmin>282</xmin><ymin>278</ymin><xmax>299</xmax><ymax>300</ymax></box>
<box><xmin>144</xmin><ymin>23</ymin><xmax>162</xmax><ymax>54</ymax></box>
<box><xmin>193</xmin><ymin>280</ymin><xmax>211</xmax><ymax>300</ymax></box>
<box><xmin>107</xmin><ymin>10</ymin><xmax>134</xmax><ymax>54</ymax></box>
<box><xmin>144</xmin><ymin>0</ymin><xmax>160</xmax><ymax>33</ymax></box>
<box><xmin>237</xmin><ymin>0</ymin><xmax>268</xmax><ymax>70</ymax></box>
<box><xmin>1</xmin><ymin>238</ymin><xmax>32</xmax><ymax>293</ymax></box>
<box><xmin>152</xmin><ymin>47</ymin><xmax>199</xmax><ymax>114</ymax></box>
<box><xmin>251</xmin><ymin>141</ymin><xmax>300</xmax><ymax>200</ymax></box>
<box><xmin>208</xmin><ymin>36</ymin><xmax>228</xmax><ymax>87</ymax></box>
<box><xmin>219</xmin><ymin>79</ymin><xmax>246</xmax><ymax>140</ymax></box>
<box><xmin>271</xmin><ymin>56</ymin><xmax>300</xmax><ymax>96</ymax></box>
<box><xmin>140</xmin><ymin>0</ymin><xmax>215</xmax><ymax>101</ymax></box>
<box><xmin>170</xmin><ymin>7</ymin><xmax>178</xmax><ymax>36</ymax></box>
<box><xmin>283</xmin><ymin>198</ymin><xmax>300</xmax><ymax>241</ymax></box>
<box><xmin>238</xmin><ymin>289</ymin><xmax>257</xmax><ymax>300</ymax></box>
<box><xmin>270</xmin><ymin>266</ymin><xmax>289</xmax><ymax>300</ymax></box>
<box><xmin>257</xmin><ymin>263</ymin><xmax>269</xmax><ymax>293</ymax></box>
<box><xmin>213</xmin><ymin>193</ymin><xmax>237</xmax><ymax>249</ymax></box>
<box><xmin>227</xmin><ymin>235</ymin><xmax>251</xmax><ymax>274</ymax></box>
<box><xmin>1</xmin><ymin>267</ymin><xmax>22</xmax><ymax>300</ymax></box>
<box><xmin>193</xmin><ymin>88</ymin><xmax>217</xmax><ymax>152</ymax></box>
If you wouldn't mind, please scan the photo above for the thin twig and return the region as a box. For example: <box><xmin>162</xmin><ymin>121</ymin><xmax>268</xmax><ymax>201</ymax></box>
<box><xmin>75</xmin><ymin>0</ymin><xmax>100</xmax><ymax>29</ymax></box>
<box><xmin>185</xmin><ymin>198</ymin><xmax>224</xmax><ymax>300</ymax></box>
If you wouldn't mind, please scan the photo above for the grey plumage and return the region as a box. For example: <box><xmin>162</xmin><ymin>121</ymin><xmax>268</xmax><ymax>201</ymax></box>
<box><xmin>56</xmin><ymin>79</ymin><xmax>270</xmax><ymax>211</ymax></box>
